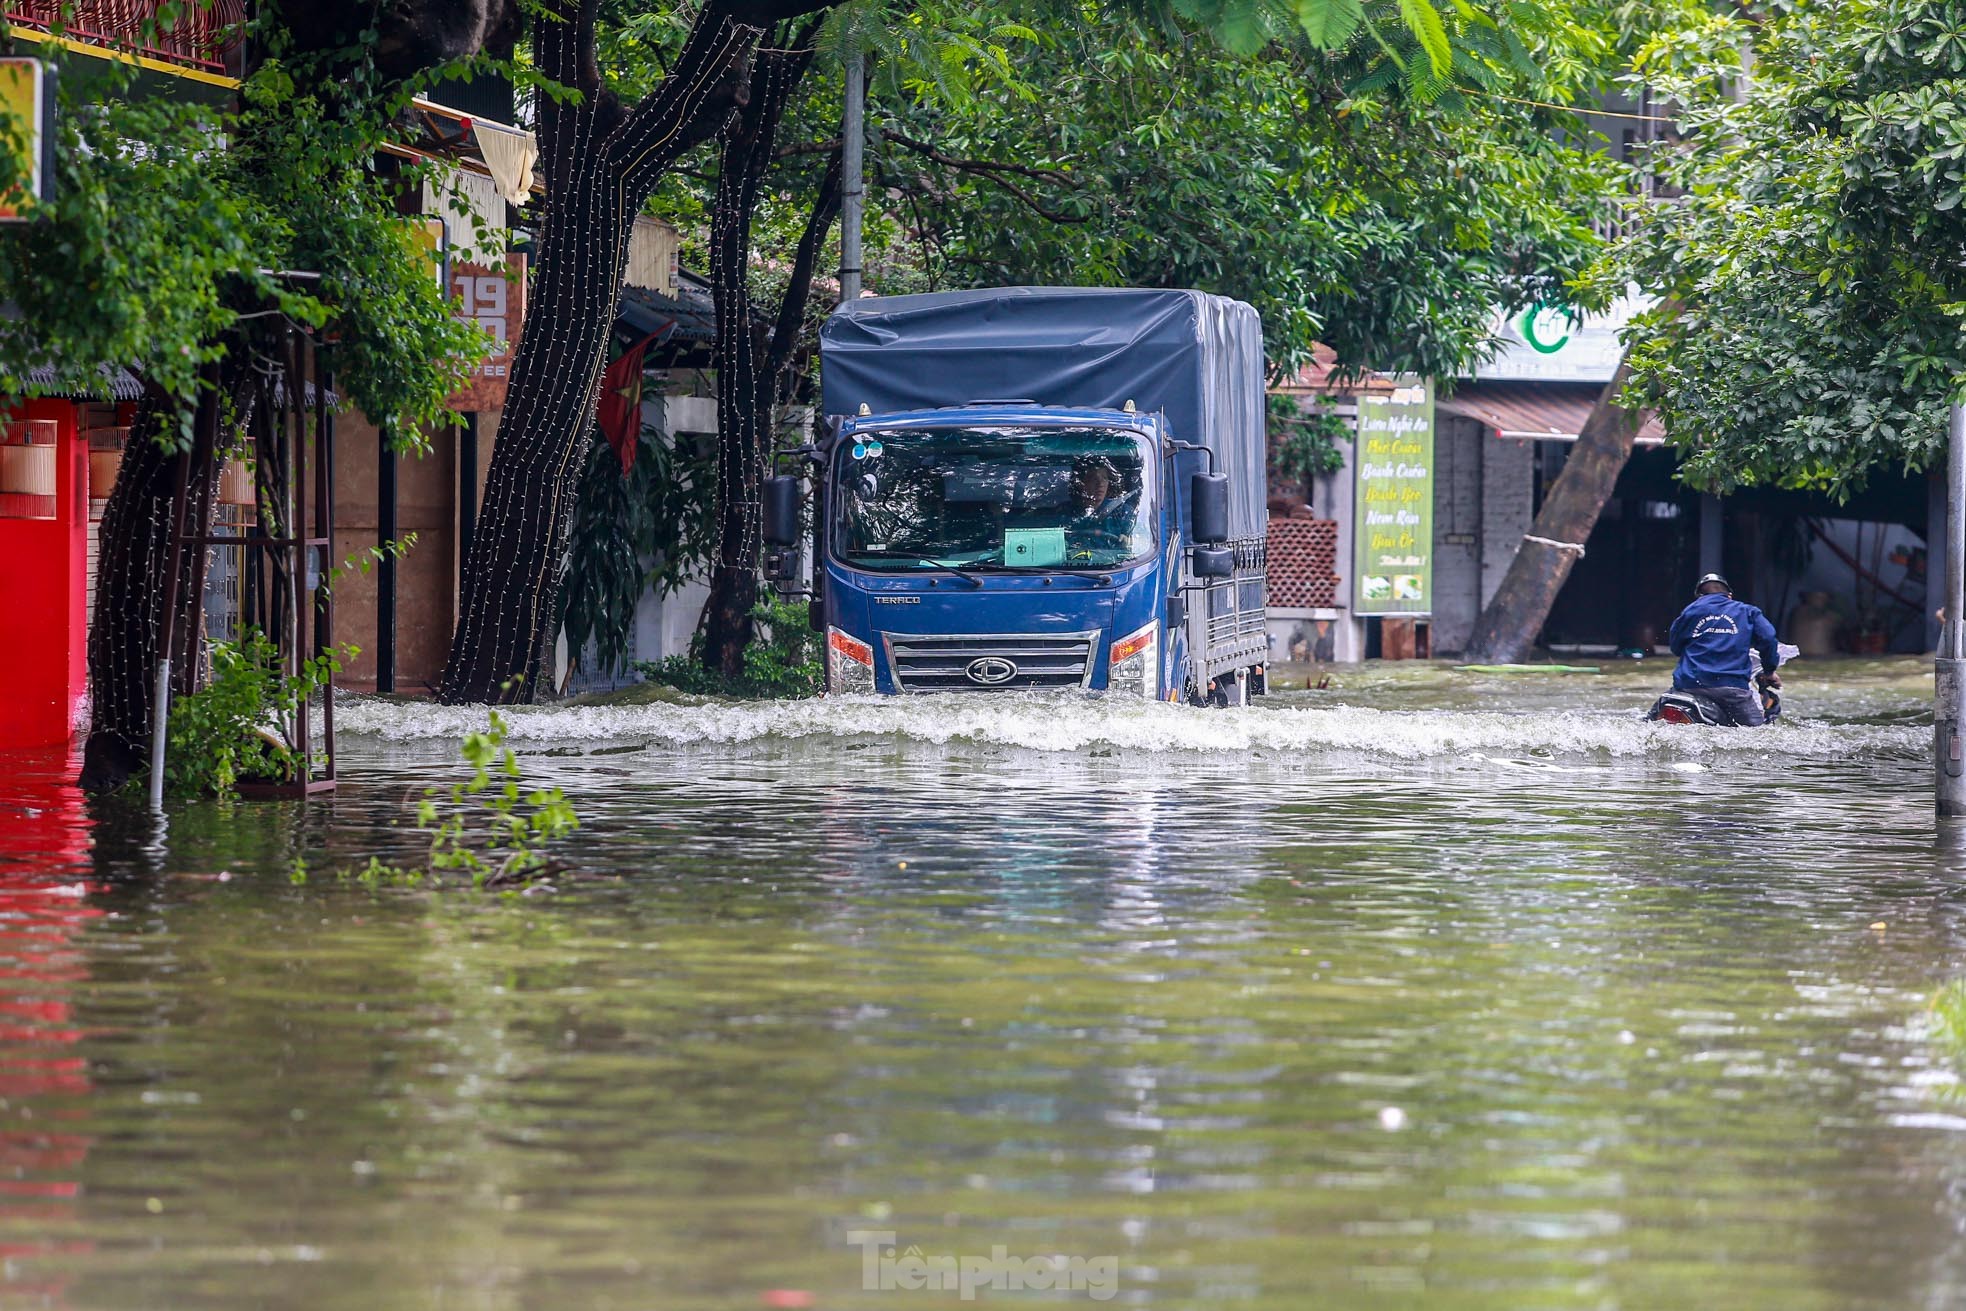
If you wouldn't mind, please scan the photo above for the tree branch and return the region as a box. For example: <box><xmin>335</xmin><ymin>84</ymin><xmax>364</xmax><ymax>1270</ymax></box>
<box><xmin>879</xmin><ymin>129</ymin><xmax>1083</xmax><ymax>188</ymax></box>
<box><xmin>879</xmin><ymin>131</ymin><xmax>1090</xmax><ymax>226</ymax></box>
<box><xmin>768</xmin><ymin>148</ymin><xmax>844</xmax><ymax>386</ymax></box>
<box><xmin>607</xmin><ymin>8</ymin><xmax>766</xmax><ymax>199</ymax></box>
<box><xmin>728</xmin><ymin>0</ymin><xmax>840</xmax><ymax>22</ymax></box>
<box><xmin>776</xmin><ymin>137</ymin><xmax>842</xmax><ymax>159</ymax></box>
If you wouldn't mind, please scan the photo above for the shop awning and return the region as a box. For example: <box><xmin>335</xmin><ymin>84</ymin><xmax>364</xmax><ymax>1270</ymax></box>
<box><xmin>1439</xmin><ymin>381</ymin><xmax>1664</xmax><ymax>445</ymax></box>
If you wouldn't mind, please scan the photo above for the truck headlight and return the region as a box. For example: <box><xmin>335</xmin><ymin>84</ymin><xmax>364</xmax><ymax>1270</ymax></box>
<box><xmin>827</xmin><ymin>627</ymin><xmax>876</xmax><ymax>694</ymax></box>
<box><xmin>1109</xmin><ymin>621</ymin><xmax>1158</xmax><ymax>696</ymax></box>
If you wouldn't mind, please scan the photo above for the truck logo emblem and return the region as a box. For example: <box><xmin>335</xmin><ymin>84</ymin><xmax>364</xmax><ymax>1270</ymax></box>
<box><xmin>966</xmin><ymin>657</ymin><xmax>1018</xmax><ymax>686</ymax></box>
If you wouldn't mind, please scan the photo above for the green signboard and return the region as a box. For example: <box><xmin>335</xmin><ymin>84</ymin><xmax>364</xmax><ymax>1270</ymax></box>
<box><xmin>1352</xmin><ymin>379</ymin><xmax>1434</xmax><ymax>615</ymax></box>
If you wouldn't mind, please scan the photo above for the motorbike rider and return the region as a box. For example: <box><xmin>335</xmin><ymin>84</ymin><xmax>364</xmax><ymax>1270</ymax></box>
<box><xmin>1667</xmin><ymin>573</ymin><xmax>1784</xmax><ymax>726</ymax></box>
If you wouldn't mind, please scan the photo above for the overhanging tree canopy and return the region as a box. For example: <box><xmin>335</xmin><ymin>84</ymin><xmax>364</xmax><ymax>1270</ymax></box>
<box><xmin>1620</xmin><ymin>0</ymin><xmax>1966</xmax><ymax>495</ymax></box>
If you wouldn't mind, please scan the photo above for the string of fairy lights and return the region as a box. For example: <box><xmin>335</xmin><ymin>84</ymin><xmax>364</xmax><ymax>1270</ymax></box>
<box><xmin>443</xmin><ymin>13</ymin><xmax>761</xmax><ymax>703</ymax></box>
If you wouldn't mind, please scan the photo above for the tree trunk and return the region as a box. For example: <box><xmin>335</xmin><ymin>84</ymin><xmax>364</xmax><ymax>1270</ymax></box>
<box><xmin>699</xmin><ymin>43</ymin><xmax>815</xmax><ymax>679</ymax></box>
<box><xmin>79</xmin><ymin>371</ymin><xmax>241</xmax><ymax>793</ymax></box>
<box><xmin>440</xmin><ymin>3</ymin><xmax>788</xmax><ymax>704</ymax></box>
<box><xmin>1463</xmin><ymin>355</ymin><xmax>1649</xmax><ymax>663</ymax></box>
<box><xmin>698</xmin><ymin>33</ymin><xmax>843</xmax><ymax>679</ymax></box>
<box><xmin>444</xmin><ymin>160</ymin><xmax>630</xmax><ymax>702</ymax></box>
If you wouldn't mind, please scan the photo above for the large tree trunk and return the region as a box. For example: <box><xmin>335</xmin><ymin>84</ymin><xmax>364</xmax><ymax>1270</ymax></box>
<box><xmin>440</xmin><ymin>2</ymin><xmax>808</xmax><ymax>704</ymax></box>
<box><xmin>1464</xmin><ymin>356</ymin><xmax>1650</xmax><ymax>663</ymax></box>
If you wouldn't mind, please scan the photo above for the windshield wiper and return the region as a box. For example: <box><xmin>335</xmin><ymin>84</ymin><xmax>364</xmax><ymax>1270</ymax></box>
<box><xmin>854</xmin><ymin>552</ymin><xmax>985</xmax><ymax>587</ymax></box>
<box><xmin>965</xmin><ymin>563</ymin><xmax>1115</xmax><ymax>585</ymax></box>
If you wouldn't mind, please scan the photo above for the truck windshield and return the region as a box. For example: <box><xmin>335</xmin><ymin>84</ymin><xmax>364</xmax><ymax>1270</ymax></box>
<box><xmin>833</xmin><ymin>426</ymin><xmax>1156</xmax><ymax>572</ymax></box>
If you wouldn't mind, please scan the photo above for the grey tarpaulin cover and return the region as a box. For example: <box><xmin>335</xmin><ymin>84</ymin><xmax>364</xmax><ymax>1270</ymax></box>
<box><xmin>821</xmin><ymin>287</ymin><xmax>1268</xmax><ymax>542</ymax></box>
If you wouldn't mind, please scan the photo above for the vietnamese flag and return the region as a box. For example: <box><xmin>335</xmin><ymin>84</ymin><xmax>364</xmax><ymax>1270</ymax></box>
<box><xmin>596</xmin><ymin>326</ymin><xmax>672</xmax><ymax>473</ymax></box>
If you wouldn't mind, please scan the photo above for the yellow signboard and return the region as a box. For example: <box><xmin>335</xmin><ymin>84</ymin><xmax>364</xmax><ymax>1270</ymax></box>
<box><xmin>0</xmin><ymin>58</ymin><xmax>51</xmax><ymax>222</ymax></box>
<box><xmin>409</xmin><ymin>215</ymin><xmax>450</xmax><ymax>288</ymax></box>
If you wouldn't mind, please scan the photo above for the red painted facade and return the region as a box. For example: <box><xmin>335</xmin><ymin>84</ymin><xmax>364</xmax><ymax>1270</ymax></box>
<box><xmin>0</xmin><ymin>400</ymin><xmax>87</xmax><ymax>750</ymax></box>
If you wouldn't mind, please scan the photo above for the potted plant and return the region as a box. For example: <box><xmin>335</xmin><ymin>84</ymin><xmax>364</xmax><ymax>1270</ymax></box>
<box><xmin>1846</xmin><ymin>606</ymin><xmax>1890</xmax><ymax>655</ymax></box>
<box><xmin>163</xmin><ymin>629</ymin><xmax>344</xmax><ymax>798</ymax></box>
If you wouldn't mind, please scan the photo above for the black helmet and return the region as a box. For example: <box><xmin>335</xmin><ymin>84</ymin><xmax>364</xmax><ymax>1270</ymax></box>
<box><xmin>1694</xmin><ymin>572</ymin><xmax>1732</xmax><ymax>597</ymax></box>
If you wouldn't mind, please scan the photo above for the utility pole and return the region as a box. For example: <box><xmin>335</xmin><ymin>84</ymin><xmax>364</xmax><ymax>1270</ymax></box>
<box><xmin>838</xmin><ymin>51</ymin><xmax>865</xmax><ymax>306</ymax></box>
<box><xmin>1938</xmin><ymin>404</ymin><xmax>1966</xmax><ymax>814</ymax></box>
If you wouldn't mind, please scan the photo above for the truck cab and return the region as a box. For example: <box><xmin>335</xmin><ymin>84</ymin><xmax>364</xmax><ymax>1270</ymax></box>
<box><xmin>817</xmin><ymin>403</ymin><xmax>1174</xmax><ymax>696</ymax></box>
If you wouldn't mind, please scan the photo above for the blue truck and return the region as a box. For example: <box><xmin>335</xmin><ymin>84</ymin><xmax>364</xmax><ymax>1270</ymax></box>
<box><xmin>762</xmin><ymin>286</ymin><xmax>1269</xmax><ymax>702</ymax></box>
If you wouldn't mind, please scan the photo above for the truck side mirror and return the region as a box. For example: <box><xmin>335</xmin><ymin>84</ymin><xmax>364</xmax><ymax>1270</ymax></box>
<box><xmin>1193</xmin><ymin>544</ymin><xmax>1235</xmax><ymax>578</ymax></box>
<box><xmin>763</xmin><ymin>474</ymin><xmax>802</xmax><ymax>547</ymax></box>
<box><xmin>1191</xmin><ymin>471</ymin><xmax>1229</xmax><ymax>545</ymax></box>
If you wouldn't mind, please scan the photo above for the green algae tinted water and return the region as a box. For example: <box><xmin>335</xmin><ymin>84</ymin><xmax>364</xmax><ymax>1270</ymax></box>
<box><xmin>0</xmin><ymin>657</ymin><xmax>1961</xmax><ymax>1309</ymax></box>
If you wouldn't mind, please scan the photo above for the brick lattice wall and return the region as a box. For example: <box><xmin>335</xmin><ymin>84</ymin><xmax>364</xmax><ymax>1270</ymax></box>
<box><xmin>1266</xmin><ymin>518</ymin><xmax>1339</xmax><ymax>608</ymax></box>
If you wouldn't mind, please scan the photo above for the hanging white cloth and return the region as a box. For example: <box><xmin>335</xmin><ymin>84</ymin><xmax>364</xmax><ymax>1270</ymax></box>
<box><xmin>473</xmin><ymin>121</ymin><xmax>538</xmax><ymax>208</ymax></box>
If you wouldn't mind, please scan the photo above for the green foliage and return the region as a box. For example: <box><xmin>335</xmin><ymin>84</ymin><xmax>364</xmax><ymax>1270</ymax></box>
<box><xmin>562</xmin><ymin>420</ymin><xmax>717</xmax><ymax>677</ymax></box>
<box><xmin>1932</xmin><ymin>978</ymin><xmax>1966</xmax><ymax>1083</ymax></box>
<box><xmin>1271</xmin><ymin>395</ymin><xmax>1352</xmax><ymax>485</ymax></box>
<box><xmin>1615</xmin><ymin>0</ymin><xmax>1966</xmax><ymax>493</ymax></box>
<box><xmin>323</xmin><ymin>533</ymin><xmax>420</xmax><ymax>595</ymax></box>
<box><xmin>872</xmin><ymin>6</ymin><xmax>1621</xmax><ymax>381</ymax></box>
<box><xmin>163</xmin><ymin>630</ymin><xmax>346</xmax><ymax>799</ymax></box>
<box><xmin>635</xmin><ymin>599</ymin><xmax>822</xmax><ymax>699</ymax></box>
<box><xmin>417</xmin><ymin>710</ymin><xmax>579</xmax><ymax>886</ymax></box>
<box><xmin>0</xmin><ymin>16</ymin><xmax>488</xmax><ymax>446</ymax></box>
<box><xmin>348</xmin><ymin>709</ymin><xmax>580</xmax><ymax>890</ymax></box>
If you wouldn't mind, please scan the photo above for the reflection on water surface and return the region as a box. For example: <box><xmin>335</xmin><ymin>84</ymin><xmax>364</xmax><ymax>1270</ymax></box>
<box><xmin>0</xmin><ymin>657</ymin><xmax>1959</xmax><ymax>1309</ymax></box>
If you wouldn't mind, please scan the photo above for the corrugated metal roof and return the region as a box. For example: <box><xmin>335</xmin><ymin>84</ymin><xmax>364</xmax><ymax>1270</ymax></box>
<box><xmin>618</xmin><ymin>282</ymin><xmax>715</xmax><ymax>343</ymax></box>
<box><xmin>1438</xmin><ymin>381</ymin><xmax>1664</xmax><ymax>445</ymax></box>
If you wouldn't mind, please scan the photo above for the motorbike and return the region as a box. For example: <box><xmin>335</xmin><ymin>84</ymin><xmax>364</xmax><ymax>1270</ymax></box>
<box><xmin>1645</xmin><ymin>643</ymin><xmax>1797</xmax><ymax>727</ymax></box>
<box><xmin>1646</xmin><ymin>681</ymin><xmax>1781</xmax><ymax>726</ymax></box>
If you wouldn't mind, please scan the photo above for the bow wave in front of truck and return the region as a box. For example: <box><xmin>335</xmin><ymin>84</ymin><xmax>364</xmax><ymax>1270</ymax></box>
<box><xmin>760</xmin><ymin>287</ymin><xmax>1269</xmax><ymax>704</ymax></box>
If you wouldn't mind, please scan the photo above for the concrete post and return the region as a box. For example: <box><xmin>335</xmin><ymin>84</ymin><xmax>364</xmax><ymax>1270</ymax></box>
<box><xmin>838</xmin><ymin>53</ymin><xmax>865</xmax><ymax>306</ymax></box>
<box><xmin>1937</xmin><ymin>405</ymin><xmax>1966</xmax><ymax>815</ymax></box>
<box><xmin>1698</xmin><ymin>493</ymin><xmax>1723</xmax><ymax>577</ymax></box>
<box><xmin>1930</xmin><ymin>468</ymin><xmax>1947</xmax><ymax>652</ymax></box>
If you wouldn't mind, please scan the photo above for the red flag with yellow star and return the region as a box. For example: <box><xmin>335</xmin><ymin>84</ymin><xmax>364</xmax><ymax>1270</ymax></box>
<box><xmin>597</xmin><ymin>328</ymin><xmax>670</xmax><ymax>473</ymax></box>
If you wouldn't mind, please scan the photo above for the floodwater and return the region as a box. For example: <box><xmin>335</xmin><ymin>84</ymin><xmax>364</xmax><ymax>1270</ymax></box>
<box><xmin>0</xmin><ymin>656</ymin><xmax>1961</xmax><ymax>1309</ymax></box>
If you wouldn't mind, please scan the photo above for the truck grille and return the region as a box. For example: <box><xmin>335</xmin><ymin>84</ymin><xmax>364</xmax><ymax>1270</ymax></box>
<box><xmin>883</xmin><ymin>631</ymin><xmax>1098</xmax><ymax>692</ymax></box>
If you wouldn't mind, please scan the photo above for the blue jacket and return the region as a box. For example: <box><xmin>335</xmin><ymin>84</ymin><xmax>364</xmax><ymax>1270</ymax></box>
<box><xmin>1670</xmin><ymin>593</ymin><xmax>1780</xmax><ymax>690</ymax></box>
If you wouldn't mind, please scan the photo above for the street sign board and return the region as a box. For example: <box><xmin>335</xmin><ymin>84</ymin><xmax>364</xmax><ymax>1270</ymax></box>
<box><xmin>1463</xmin><ymin>293</ymin><xmax>1652</xmax><ymax>383</ymax></box>
<box><xmin>1352</xmin><ymin>378</ymin><xmax>1434</xmax><ymax>616</ymax></box>
<box><xmin>446</xmin><ymin>255</ymin><xmax>525</xmax><ymax>412</ymax></box>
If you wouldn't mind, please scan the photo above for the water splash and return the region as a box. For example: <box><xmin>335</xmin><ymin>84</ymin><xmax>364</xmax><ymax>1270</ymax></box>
<box><xmin>334</xmin><ymin>693</ymin><xmax>1927</xmax><ymax>762</ymax></box>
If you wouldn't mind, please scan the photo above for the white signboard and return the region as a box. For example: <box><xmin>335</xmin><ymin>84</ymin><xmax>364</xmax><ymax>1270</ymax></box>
<box><xmin>1463</xmin><ymin>292</ymin><xmax>1653</xmax><ymax>383</ymax></box>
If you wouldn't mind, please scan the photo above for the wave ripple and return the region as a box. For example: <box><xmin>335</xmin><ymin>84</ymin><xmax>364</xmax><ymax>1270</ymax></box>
<box><xmin>334</xmin><ymin>694</ymin><xmax>1927</xmax><ymax>762</ymax></box>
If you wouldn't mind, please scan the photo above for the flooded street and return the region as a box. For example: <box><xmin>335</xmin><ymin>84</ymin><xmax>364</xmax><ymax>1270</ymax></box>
<box><xmin>0</xmin><ymin>658</ymin><xmax>1960</xmax><ymax>1309</ymax></box>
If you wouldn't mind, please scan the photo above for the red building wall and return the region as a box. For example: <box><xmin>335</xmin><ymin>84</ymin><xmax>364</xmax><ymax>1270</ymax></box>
<box><xmin>0</xmin><ymin>400</ymin><xmax>88</xmax><ymax>749</ymax></box>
